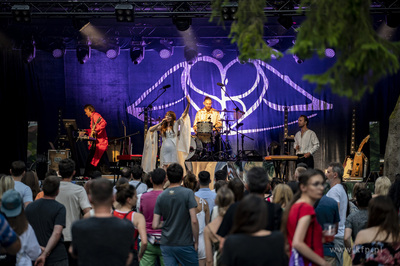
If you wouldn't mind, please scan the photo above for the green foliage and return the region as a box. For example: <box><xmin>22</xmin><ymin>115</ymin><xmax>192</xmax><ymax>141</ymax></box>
<box><xmin>292</xmin><ymin>0</ymin><xmax>400</xmax><ymax>100</ymax></box>
<box><xmin>210</xmin><ymin>0</ymin><xmax>282</xmax><ymax>62</ymax></box>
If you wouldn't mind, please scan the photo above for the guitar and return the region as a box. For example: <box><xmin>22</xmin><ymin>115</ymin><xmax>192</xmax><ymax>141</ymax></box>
<box><xmin>351</xmin><ymin>135</ymin><xmax>370</xmax><ymax>177</ymax></box>
<box><xmin>89</xmin><ymin>116</ymin><xmax>102</xmax><ymax>145</ymax></box>
<box><xmin>343</xmin><ymin>109</ymin><xmax>356</xmax><ymax>178</ymax></box>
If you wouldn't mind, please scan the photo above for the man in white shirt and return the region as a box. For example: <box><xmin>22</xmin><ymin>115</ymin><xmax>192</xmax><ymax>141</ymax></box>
<box><xmin>294</xmin><ymin>115</ymin><xmax>320</xmax><ymax>168</ymax></box>
<box><xmin>10</xmin><ymin>161</ymin><xmax>32</xmax><ymax>207</ymax></box>
<box><xmin>326</xmin><ymin>162</ymin><xmax>348</xmax><ymax>266</ymax></box>
<box><xmin>56</xmin><ymin>158</ymin><xmax>91</xmax><ymax>266</ymax></box>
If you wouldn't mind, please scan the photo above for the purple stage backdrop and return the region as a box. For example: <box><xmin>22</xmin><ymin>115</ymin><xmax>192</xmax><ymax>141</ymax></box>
<box><xmin>23</xmin><ymin>46</ymin><xmax>399</xmax><ymax>171</ymax></box>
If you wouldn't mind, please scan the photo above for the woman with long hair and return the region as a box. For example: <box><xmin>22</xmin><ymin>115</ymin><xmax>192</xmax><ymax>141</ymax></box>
<box><xmin>0</xmin><ymin>175</ymin><xmax>15</xmax><ymax>201</ymax></box>
<box><xmin>282</xmin><ymin>169</ymin><xmax>329</xmax><ymax>266</ymax></box>
<box><xmin>1</xmin><ymin>189</ymin><xmax>41</xmax><ymax>265</ymax></box>
<box><xmin>142</xmin><ymin>96</ymin><xmax>191</xmax><ymax>172</ymax></box>
<box><xmin>183</xmin><ymin>171</ymin><xmax>210</xmax><ymax>266</ymax></box>
<box><xmin>21</xmin><ymin>171</ymin><xmax>40</xmax><ymax>200</ymax></box>
<box><xmin>220</xmin><ymin>194</ymin><xmax>287</xmax><ymax>265</ymax></box>
<box><xmin>113</xmin><ymin>183</ymin><xmax>148</xmax><ymax>264</ymax></box>
<box><xmin>204</xmin><ymin>186</ymin><xmax>234</xmax><ymax>266</ymax></box>
<box><xmin>352</xmin><ymin>196</ymin><xmax>400</xmax><ymax>265</ymax></box>
<box><xmin>273</xmin><ymin>183</ymin><xmax>294</xmax><ymax>210</ymax></box>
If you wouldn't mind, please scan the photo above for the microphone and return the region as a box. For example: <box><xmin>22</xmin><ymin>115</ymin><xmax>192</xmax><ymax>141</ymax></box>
<box><xmin>162</xmin><ymin>84</ymin><xmax>171</xmax><ymax>90</ymax></box>
<box><xmin>208</xmin><ymin>115</ymin><xmax>212</xmax><ymax>121</ymax></box>
<box><xmin>217</xmin><ymin>82</ymin><xmax>225</xmax><ymax>86</ymax></box>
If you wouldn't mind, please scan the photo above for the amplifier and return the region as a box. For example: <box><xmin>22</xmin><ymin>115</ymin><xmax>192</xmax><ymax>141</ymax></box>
<box><xmin>48</xmin><ymin>149</ymin><xmax>70</xmax><ymax>172</ymax></box>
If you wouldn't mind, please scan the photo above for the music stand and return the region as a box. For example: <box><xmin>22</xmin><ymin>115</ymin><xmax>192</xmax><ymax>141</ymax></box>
<box><xmin>62</xmin><ymin>119</ymin><xmax>80</xmax><ymax>176</ymax></box>
<box><xmin>63</xmin><ymin>119</ymin><xmax>78</xmax><ymax>131</ymax></box>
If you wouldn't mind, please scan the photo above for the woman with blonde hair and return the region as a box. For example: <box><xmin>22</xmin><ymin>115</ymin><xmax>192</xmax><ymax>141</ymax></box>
<box><xmin>273</xmin><ymin>183</ymin><xmax>293</xmax><ymax>210</ymax></box>
<box><xmin>204</xmin><ymin>186</ymin><xmax>234</xmax><ymax>266</ymax></box>
<box><xmin>0</xmin><ymin>175</ymin><xmax>15</xmax><ymax>200</ymax></box>
<box><xmin>373</xmin><ymin>176</ymin><xmax>391</xmax><ymax>197</ymax></box>
<box><xmin>183</xmin><ymin>172</ymin><xmax>210</xmax><ymax>266</ymax></box>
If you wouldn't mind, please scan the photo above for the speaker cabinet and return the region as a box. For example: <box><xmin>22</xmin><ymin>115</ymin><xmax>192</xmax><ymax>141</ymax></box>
<box><xmin>48</xmin><ymin>150</ymin><xmax>70</xmax><ymax>172</ymax></box>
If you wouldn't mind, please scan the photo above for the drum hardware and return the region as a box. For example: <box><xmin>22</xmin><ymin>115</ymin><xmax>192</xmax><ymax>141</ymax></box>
<box><xmin>196</xmin><ymin>121</ymin><xmax>213</xmax><ymax>143</ymax></box>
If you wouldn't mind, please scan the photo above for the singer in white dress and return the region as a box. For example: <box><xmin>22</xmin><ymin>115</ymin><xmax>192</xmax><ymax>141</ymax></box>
<box><xmin>142</xmin><ymin>96</ymin><xmax>191</xmax><ymax>172</ymax></box>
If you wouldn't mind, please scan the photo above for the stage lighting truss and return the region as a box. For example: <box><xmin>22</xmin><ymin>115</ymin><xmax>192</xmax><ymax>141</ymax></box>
<box><xmin>21</xmin><ymin>39</ymin><xmax>36</xmax><ymax>63</ymax></box>
<box><xmin>130</xmin><ymin>41</ymin><xmax>145</xmax><ymax>64</ymax></box>
<box><xmin>172</xmin><ymin>2</ymin><xmax>192</xmax><ymax>31</ymax></box>
<box><xmin>159</xmin><ymin>39</ymin><xmax>173</xmax><ymax>59</ymax></box>
<box><xmin>221</xmin><ymin>2</ymin><xmax>238</xmax><ymax>21</ymax></box>
<box><xmin>115</xmin><ymin>4</ymin><xmax>134</xmax><ymax>22</ymax></box>
<box><xmin>11</xmin><ymin>4</ymin><xmax>31</xmax><ymax>23</ymax></box>
<box><xmin>76</xmin><ymin>40</ymin><xmax>91</xmax><ymax>64</ymax></box>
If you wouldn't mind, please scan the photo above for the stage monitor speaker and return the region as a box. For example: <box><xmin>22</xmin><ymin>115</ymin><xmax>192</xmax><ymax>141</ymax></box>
<box><xmin>48</xmin><ymin>150</ymin><xmax>70</xmax><ymax>172</ymax></box>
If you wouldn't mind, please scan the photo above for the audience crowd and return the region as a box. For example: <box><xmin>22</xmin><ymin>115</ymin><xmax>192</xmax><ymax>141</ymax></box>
<box><xmin>1</xmin><ymin>159</ymin><xmax>400</xmax><ymax>266</ymax></box>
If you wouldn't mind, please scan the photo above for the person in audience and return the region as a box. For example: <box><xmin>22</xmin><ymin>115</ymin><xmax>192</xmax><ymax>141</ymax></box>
<box><xmin>195</xmin><ymin>171</ymin><xmax>216</xmax><ymax>216</ymax></box>
<box><xmin>348</xmin><ymin>182</ymin><xmax>367</xmax><ymax>213</ymax></box>
<box><xmin>1</xmin><ymin>189</ymin><xmax>41</xmax><ymax>265</ymax></box>
<box><xmin>344</xmin><ymin>188</ymin><xmax>372</xmax><ymax>255</ymax></box>
<box><xmin>0</xmin><ymin>213</ymin><xmax>21</xmax><ymax>258</ymax></box>
<box><xmin>21</xmin><ymin>171</ymin><xmax>40</xmax><ymax>200</ymax></box>
<box><xmin>114</xmin><ymin>183</ymin><xmax>148</xmax><ymax>264</ymax></box>
<box><xmin>352</xmin><ymin>196</ymin><xmax>400</xmax><ymax>265</ymax></box>
<box><xmin>210</xmin><ymin>180</ymin><xmax>228</xmax><ymax>221</ymax></box>
<box><xmin>273</xmin><ymin>183</ymin><xmax>293</xmax><ymax>210</ymax></box>
<box><xmin>136</xmin><ymin>173</ymin><xmax>153</xmax><ymax>211</ymax></box>
<box><xmin>152</xmin><ymin>163</ymin><xmax>199</xmax><ymax>265</ymax></box>
<box><xmin>204</xmin><ymin>186</ymin><xmax>234</xmax><ymax>266</ymax></box>
<box><xmin>0</xmin><ymin>175</ymin><xmax>15</xmax><ymax>201</ymax></box>
<box><xmin>325</xmin><ymin>162</ymin><xmax>348</xmax><ymax>266</ymax></box>
<box><xmin>221</xmin><ymin>194</ymin><xmax>288</xmax><ymax>265</ymax></box>
<box><xmin>388</xmin><ymin>174</ymin><xmax>400</xmax><ymax>212</ymax></box>
<box><xmin>183</xmin><ymin>171</ymin><xmax>210</xmax><ymax>266</ymax></box>
<box><xmin>129</xmin><ymin>165</ymin><xmax>148</xmax><ymax>195</ymax></box>
<box><xmin>373</xmin><ymin>176</ymin><xmax>391</xmax><ymax>197</ymax></box>
<box><xmin>213</xmin><ymin>170</ymin><xmax>228</xmax><ymax>192</ymax></box>
<box><xmin>227</xmin><ymin>178</ymin><xmax>244</xmax><ymax>203</ymax></box>
<box><xmin>25</xmin><ymin>175</ymin><xmax>68</xmax><ymax>266</ymax></box>
<box><xmin>139</xmin><ymin>168</ymin><xmax>166</xmax><ymax>266</ymax></box>
<box><xmin>70</xmin><ymin>178</ymin><xmax>135</xmax><ymax>266</ymax></box>
<box><xmin>217</xmin><ymin>167</ymin><xmax>282</xmax><ymax>249</ymax></box>
<box><xmin>56</xmin><ymin>158</ymin><xmax>91</xmax><ymax>266</ymax></box>
<box><xmin>282</xmin><ymin>169</ymin><xmax>329</xmax><ymax>266</ymax></box>
<box><xmin>10</xmin><ymin>161</ymin><xmax>32</xmax><ymax>207</ymax></box>
<box><xmin>288</xmin><ymin>166</ymin><xmax>307</xmax><ymax>194</ymax></box>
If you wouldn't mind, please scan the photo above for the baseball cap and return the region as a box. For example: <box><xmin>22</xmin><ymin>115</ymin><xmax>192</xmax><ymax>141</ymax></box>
<box><xmin>1</xmin><ymin>189</ymin><xmax>23</xmax><ymax>218</ymax></box>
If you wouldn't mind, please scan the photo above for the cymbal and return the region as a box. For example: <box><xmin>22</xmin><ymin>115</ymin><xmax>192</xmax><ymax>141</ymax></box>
<box><xmin>216</xmin><ymin>109</ymin><xmax>235</xmax><ymax>113</ymax></box>
<box><xmin>220</xmin><ymin>119</ymin><xmax>235</xmax><ymax>122</ymax></box>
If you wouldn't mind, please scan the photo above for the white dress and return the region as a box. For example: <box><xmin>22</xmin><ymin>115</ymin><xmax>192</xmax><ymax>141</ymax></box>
<box><xmin>197</xmin><ymin>198</ymin><xmax>207</xmax><ymax>260</ymax></box>
<box><xmin>16</xmin><ymin>224</ymin><xmax>41</xmax><ymax>266</ymax></box>
<box><xmin>142</xmin><ymin>114</ymin><xmax>191</xmax><ymax>173</ymax></box>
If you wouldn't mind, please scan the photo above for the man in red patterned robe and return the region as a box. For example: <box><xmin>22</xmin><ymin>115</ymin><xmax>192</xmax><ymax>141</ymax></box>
<box><xmin>82</xmin><ymin>104</ymin><xmax>108</xmax><ymax>176</ymax></box>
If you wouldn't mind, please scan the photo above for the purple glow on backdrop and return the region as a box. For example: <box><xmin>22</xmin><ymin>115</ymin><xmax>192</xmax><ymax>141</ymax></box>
<box><xmin>127</xmin><ymin>56</ymin><xmax>333</xmax><ymax>136</ymax></box>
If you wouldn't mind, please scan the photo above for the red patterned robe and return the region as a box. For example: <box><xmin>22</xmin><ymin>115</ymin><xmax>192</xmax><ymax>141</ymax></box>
<box><xmin>86</xmin><ymin>112</ymin><xmax>108</xmax><ymax>167</ymax></box>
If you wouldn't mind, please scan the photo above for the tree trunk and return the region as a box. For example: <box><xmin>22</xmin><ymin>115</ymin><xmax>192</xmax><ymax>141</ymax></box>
<box><xmin>384</xmin><ymin>95</ymin><xmax>400</xmax><ymax>182</ymax></box>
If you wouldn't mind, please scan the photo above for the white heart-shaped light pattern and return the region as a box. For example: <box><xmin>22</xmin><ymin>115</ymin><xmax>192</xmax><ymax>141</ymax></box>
<box><xmin>127</xmin><ymin>56</ymin><xmax>333</xmax><ymax>135</ymax></box>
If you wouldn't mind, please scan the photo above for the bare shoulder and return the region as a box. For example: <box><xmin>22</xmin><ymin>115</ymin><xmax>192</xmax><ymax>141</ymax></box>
<box><xmin>354</xmin><ymin>227</ymin><xmax>376</xmax><ymax>245</ymax></box>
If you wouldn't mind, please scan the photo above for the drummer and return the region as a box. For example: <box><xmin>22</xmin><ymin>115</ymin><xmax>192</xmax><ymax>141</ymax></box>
<box><xmin>193</xmin><ymin>96</ymin><xmax>222</xmax><ymax>133</ymax></box>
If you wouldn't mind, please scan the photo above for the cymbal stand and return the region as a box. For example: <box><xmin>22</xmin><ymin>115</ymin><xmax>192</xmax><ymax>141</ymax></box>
<box><xmin>230</xmin><ymin>128</ymin><xmax>254</xmax><ymax>161</ymax></box>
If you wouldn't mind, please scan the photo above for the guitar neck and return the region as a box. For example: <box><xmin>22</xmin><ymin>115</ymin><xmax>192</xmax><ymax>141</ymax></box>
<box><xmin>284</xmin><ymin>107</ymin><xmax>288</xmax><ymax>139</ymax></box>
<box><xmin>350</xmin><ymin>108</ymin><xmax>356</xmax><ymax>154</ymax></box>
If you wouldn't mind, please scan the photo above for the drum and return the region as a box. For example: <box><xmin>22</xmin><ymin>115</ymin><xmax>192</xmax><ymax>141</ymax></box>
<box><xmin>196</xmin><ymin>121</ymin><xmax>213</xmax><ymax>143</ymax></box>
<box><xmin>187</xmin><ymin>136</ymin><xmax>203</xmax><ymax>160</ymax></box>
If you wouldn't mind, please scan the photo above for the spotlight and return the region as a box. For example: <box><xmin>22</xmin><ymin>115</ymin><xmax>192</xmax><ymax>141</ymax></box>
<box><xmin>159</xmin><ymin>39</ymin><xmax>173</xmax><ymax>59</ymax></box>
<box><xmin>21</xmin><ymin>39</ymin><xmax>36</xmax><ymax>63</ymax></box>
<box><xmin>278</xmin><ymin>15</ymin><xmax>293</xmax><ymax>30</ymax></box>
<box><xmin>11</xmin><ymin>5</ymin><xmax>31</xmax><ymax>23</ymax></box>
<box><xmin>293</xmin><ymin>54</ymin><xmax>303</xmax><ymax>64</ymax></box>
<box><xmin>325</xmin><ymin>48</ymin><xmax>335</xmax><ymax>58</ymax></box>
<box><xmin>173</xmin><ymin>17</ymin><xmax>192</xmax><ymax>31</ymax></box>
<box><xmin>221</xmin><ymin>2</ymin><xmax>238</xmax><ymax>20</ymax></box>
<box><xmin>130</xmin><ymin>42</ymin><xmax>145</xmax><ymax>64</ymax></box>
<box><xmin>212</xmin><ymin>49</ymin><xmax>224</xmax><ymax>59</ymax></box>
<box><xmin>73</xmin><ymin>4</ymin><xmax>90</xmax><ymax>31</ymax></box>
<box><xmin>184</xmin><ymin>45</ymin><xmax>198</xmax><ymax>65</ymax></box>
<box><xmin>106</xmin><ymin>46</ymin><xmax>120</xmax><ymax>60</ymax></box>
<box><xmin>266</xmin><ymin>39</ymin><xmax>280</xmax><ymax>47</ymax></box>
<box><xmin>115</xmin><ymin>4</ymin><xmax>135</xmax><ymax>23</ymax></box>
<box><xmin>50</xmin><ymin>40</ymin><xmax>65</xmax><ymax>59</ymax></box>
<box><xmin>76</xmin><ymin>41</ymin><xmax>91</xmax><ymax>64</ymax></box>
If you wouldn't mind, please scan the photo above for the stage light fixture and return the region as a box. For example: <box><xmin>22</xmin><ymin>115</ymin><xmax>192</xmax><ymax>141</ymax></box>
<box><xmin>21</xmin><ymin>39</ymin><xmax>36</xmax><ymax>63</ymax></box>
<box><xmin>293</xmin><ymin>54</ymin><xmax>304</xmax><ymax>64</ymax></box>
<box><xmin>106</xmin><ymin>45</ymin><xmax>120</xmax><ymax>60</ymax></box>
<box><xmin>325</xmin><ymin>48</ymin><xmax>335</xmax><ymax>58</ymax></box>
<box><xmin>115</xmin><ymin>4</ymin><xmax>135</xmax><ymax>23</ymax></box>
<box><xmin>184</xmin><ymin>45</ymin><xmax>198</xmax><ymax>65</ymax></box>
<box><xmin>11</xmin><ymin>5</ymin><xmax>31</xmax><ymax>23</ymax></box>
<box><xmin>221</xmin><ymin>2</ymin><xmax>238</xmax><ymax>20</ymax></box>
<box><xmin>76</xmin><ymin>41</ymin><xmax>91</xmax><ymax>64</ymax></box>
<box><xmin>130</xmin><ymin>43</ymin><xmax>145</xmax><ymax>65</ymax></box>
<box><xmin>212</xmin><ymin>49</ymin><xmax>224</xmax><ymax>59</ymax></box>
<box><xmin>49</xmin><ymin>40</ymin><xmax>65</xmax><ymax>59</ymax></box>
<box><xmin>73</xmin><ymin>4</ymin><xmax>90</xmax><ymax>31</ymax></box>
<box><xmin>159</xmin><ymin>39</ymin><xmax>173</xmax><ymax>59</ymax></box>
<box><xmin>278</xmin><ymin>15</ymin><xmax>293</xmax><ymax>30</ymax></box>
<box><xmin>173</xmin><ymin>17</ymin><xmax>192</xmax><ymax>31</ymax></box>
